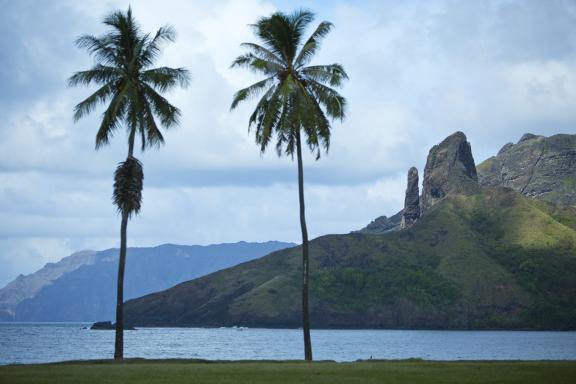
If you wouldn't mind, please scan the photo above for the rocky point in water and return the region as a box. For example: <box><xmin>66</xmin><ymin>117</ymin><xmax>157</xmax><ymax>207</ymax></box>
<box><xmin>401</xmin><ymin>167</ymin><xmax>420</xmax><ymax>228</ymax></box>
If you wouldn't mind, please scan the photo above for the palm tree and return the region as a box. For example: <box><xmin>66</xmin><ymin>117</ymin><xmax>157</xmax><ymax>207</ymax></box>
<box><xmin>68</xmin><ymin>7</ymin><xmax>189</xmax><ymax>360</ymax></box>
<box><xmin>230</xmin><ymin>9</ymin><xmax>347</xmax><ymax>361</ymax></box>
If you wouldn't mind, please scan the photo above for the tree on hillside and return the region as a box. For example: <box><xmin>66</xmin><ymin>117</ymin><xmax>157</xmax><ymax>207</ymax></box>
<box><xmin>68</xmin><ymin>7</ymin><xmax>189</xmax><ymax>359</ymax></box>
<box><xmin>230</xmin><ymin>9</ymin><xmax>348</xmax><ymax>361</ymax></box>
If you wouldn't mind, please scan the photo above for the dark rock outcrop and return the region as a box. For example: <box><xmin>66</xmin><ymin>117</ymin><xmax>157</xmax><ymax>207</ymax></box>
<box><xmin>421</xmin><ymin>131</ymin><xmax>480</xmax><ymax>212</ymax></box>
<box><xmin>90</xmin><ymin>321</ymin><xmax>135</xmax><ymax>330</ymax></box>
<box><xmin>519</xmin><ymin>133</ymin><xmax>541</xmax><ymax>143</ymax></box>
<box><xmin>90</xmin><ymin>321</ymin><xmax>114</xmax><ymax>330</ymax></box>
<box><xmin>477</xmin><ymin>133</ymin><xmax>576</xmax><ymax>206</ymax></box>
<box><xmin>358</xmin><ymin>211</ymin><xmax>403</xmax><ymax>234</ymax></box>
<box><xmin>359</xmin><ymin>131</ymin><xmax>479</xmax><ymax>232</ymax></box>
<box><xmin>401</xmin><ymin>167</ymin><xmax>420</xmax><ymax>228</ymax></box>
<box><xmin>497</xmin><ymin>142</ymin><xmax>514</xmax><ymax>156</ymax></box>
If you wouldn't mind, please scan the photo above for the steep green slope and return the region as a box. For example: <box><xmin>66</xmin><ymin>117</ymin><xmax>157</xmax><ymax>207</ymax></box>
<box><xmin>125</xmin><ymin>188</ymin><xmax>576</xmax><ymax>329</ymax></box>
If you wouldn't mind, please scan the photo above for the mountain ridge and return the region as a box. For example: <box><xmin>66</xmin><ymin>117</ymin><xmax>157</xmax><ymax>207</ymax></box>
<box><xmin>123</xmin><ymin>131</ymin><xmax>576</xmax><ymax>330</ymax></box>
<box><xmin>477</xmin><ymin>133</ymin><xmax>576</xmax><ymax>206</ymax></box>
<box><xmin>359</xmin><ymin>132</ymin><xmax>576</xmax><ymax>234</ymax></box>
<box><xmin>0</xmin><ymin>241</ymin><xmax>295</xmax><ymax>322</ymax></box>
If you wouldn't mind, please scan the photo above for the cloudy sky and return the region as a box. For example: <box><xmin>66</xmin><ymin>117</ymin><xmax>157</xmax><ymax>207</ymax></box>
<box><xmin>1</xmin><ymin>0</ymin><xmax>575</xmax><ymax>287</ymax></box>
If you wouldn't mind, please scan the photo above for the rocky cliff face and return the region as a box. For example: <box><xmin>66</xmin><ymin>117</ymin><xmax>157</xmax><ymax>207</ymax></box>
<box><xmin>358</xmin><ymin>131</ymin><xmax>480</xmax><ymax>232</ymax></box>
<box><xmin>359</xmin><ymin>131</ymin><xmax>574</xmax><ymax>233</ymax></box>
<box><xmin>420</xmin><ymin>131</ymin><xmax>480</xmax><ymax>212</ymax></box>
<box><xmin>477</xmin><ymin>133</ymin><xmax>576</xmax><ymax>206</ymax></box>
<box><xmin>358</xmin><ymin>211</ymin><xmax>403</xmax><ymax>234</ymax></box>
<box><xmin>401</xmin><ymin>167</ymin><xmax>420</xmax><ymax>228</ymax></box>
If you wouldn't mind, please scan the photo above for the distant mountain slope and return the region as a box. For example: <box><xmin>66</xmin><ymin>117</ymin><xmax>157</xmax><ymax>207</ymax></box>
<box><xmin>124</xmin><ymin>188</ymin><xmax>576</xmax><ymax>330</ymax></box>
<box><xmin>0</xmin><ymin>251</ymin><xmax>97</xmax><ymax>320</ymax></box>
<box><xmin>0</xmin><ymin>241</ymin><xmax>295</xmax><ymax>322</ymax></box>
<box><xmin>477</xmin><ymin>133</ymin><xmax>576</xmax><ymax>206</ymax></box>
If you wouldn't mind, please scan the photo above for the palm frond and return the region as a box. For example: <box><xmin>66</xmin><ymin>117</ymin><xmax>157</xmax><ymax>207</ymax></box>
<box><xmin>230</xmin><ymin>76</ymin><xmax>276</xmax><ymax>110</ymax></box>
<box><xmin>95</xmin><ymin>82</ymin><xmax>130</xmax><ymax>149</ymax></box>
<box><xmin>300</xmin><ymin>88</ymin><xmax>331</xmax><ymax>158</ymax></box>
<box><xmin>139</xmin><ymin>26</ymin><xmax>176</xmax><ymax>68</ymax></box>
<box><xmin>301</xmin><ymin>64</ymin><xmax>348</xmax><ymax>87</ymax></box>
<box><xmin>275</xmin><ymin>94</ymin><xmax>297</xmax><ymax>157</ymax></box>
<box><xmin>67</xmin><ymin>65</ymin><xmax>122</xmax><ymax>87</ymax></box>
<box><xmin>75</xmin><ymin>35</ymin><xmax>120</xmax><ymax>66</ymax></box>
<box><xmin>239</xmin><ymin>43</ymin><xmax>285</xmax><ymax>66</ymax></box>
<box><xmin>294</xmin><ymin>21</ymin><xmax>333</xmax><ymax>68</ymax></box>
<box><xmin>230</xmin><ymin>53</ymin><xmax>283</xmax><ymax>75</ymax></box>
<box><xmin>255</xmin><ymin>89</ymin><xmax>283</xmax><ymax>152</ymax></box>
<box><xmin>73</xmin><ymin>81</ymin><xmax>118</xmax><ymax>122</ymax></box>
<box><xmin>142</xmin><ymin>84</ymin><xmax>181</xmax><ymax>129</ymax></box>
<box><xmin>306</xmin><ymin>80</ymin><xmax>346</xmax><ymax>121</ymax></box>
<box><xmin>141</xmin><ymin>67</ymin><xmax>190</xmax><ymax>92</ymax></box>
<box><xmin>247</xmin><ymin>85</ymin><xmax>282</xmax><ymax>152</ymax></box>
<box><xmin>141</xmin><ymin>97</ymin><xmax>164</xmax><ymax>150</ymax></box>
<box><xmin>287</xmin><ymin>9</ymin><xmax>315</xmax><ymax>61</ymax></box>
<box><xmin>251</xmin><ymin>9</ymin><xmax>313</xmax><ymax>64</ymax></box>
<box><xmin>250</xmin><ymin>15</ymin><xmax>289</xmax><ymax>63</ymax></box>
<box><xmin>247</xmin><ymin>85</ymin><xmax>277</xmax><ymax>128</ymax></box>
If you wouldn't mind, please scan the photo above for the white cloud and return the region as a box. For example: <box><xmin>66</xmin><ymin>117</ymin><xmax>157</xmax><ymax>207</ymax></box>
<box><xmin>1</xmin><ymin>0</ymin><xmax>576</xmax><ymax>286</ymax></box>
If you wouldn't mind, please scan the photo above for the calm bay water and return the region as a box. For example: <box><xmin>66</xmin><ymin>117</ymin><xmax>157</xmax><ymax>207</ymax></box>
<box><xmin>0</xmin><ymin>323</ymin><xmax>575</xmax><ymax>365</ymax></box>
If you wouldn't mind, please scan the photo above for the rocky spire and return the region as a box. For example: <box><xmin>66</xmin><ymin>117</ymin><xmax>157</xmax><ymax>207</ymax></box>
<box><xmin>401</xmin><ymin>167</ymin><xmax>420</xmax><ymax>229</ymax></box>
<box><xmin>420</xmin><ymin>131</ymin><xmax>479</xmax><ymax>213</ymax></box>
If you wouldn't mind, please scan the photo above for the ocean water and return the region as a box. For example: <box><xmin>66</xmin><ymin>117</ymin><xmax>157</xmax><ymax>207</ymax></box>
<box><xmin>0</xmin><ymin>323</ymin><xmax>575</xmax><ymax>365</ymax></box>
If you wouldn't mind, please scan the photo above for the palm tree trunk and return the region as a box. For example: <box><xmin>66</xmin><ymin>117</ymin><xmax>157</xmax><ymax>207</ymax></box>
<box><xmin>114</xmin><ymin>134</ymin><xmax>135</xmax><ymax>360</ymax></box>
<box><xmin>296</xmin><ymin>131</ymin><xmax>313</xmax><ymax>361</ymax></box>
<box><xmin>114</xmin><ymin>212</ymin><xmax>128</xmax><ymax>360</ymax></box>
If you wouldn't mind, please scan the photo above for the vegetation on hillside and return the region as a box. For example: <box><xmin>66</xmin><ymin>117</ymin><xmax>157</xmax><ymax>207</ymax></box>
<box><xmin>125</xmin><ymin>187</ymin><xmax>576</xmax><ymax>330</ymax></box>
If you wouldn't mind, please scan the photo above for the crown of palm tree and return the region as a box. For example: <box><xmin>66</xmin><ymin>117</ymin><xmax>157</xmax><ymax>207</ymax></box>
<box><xmin>231</xmin><ymin>9</ymin><xmax>348</xmax><ymax>159</ymax></box>
<box><xmin>68</xmin><ymin>7</ymin><xmax>190</xmax><ymax>151</ymax></box>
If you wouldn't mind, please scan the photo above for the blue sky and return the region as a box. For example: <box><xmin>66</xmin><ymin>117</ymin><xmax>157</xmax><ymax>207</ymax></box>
<box><xmin>1</xmin><ymin>0</ymin><xmax>576</xmax><ymax>287</ymax></box>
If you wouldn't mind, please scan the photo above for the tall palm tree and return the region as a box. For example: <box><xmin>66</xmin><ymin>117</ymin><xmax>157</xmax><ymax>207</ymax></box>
<box><xmin>68</xmin><ymin>7</ymin><xmax>189</xmax><ymax>360</ymax></box>
<box><xmin>230</xmin><ymin>9</ymin><xmax>347</xmax><ymax>361</ymax></box>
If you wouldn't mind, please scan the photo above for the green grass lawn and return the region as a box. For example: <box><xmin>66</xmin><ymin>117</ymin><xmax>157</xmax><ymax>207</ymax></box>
<box><xmin>1</xmin><ymin>360</ymin><xmax>575</xmax><ymax>384</ymax></box>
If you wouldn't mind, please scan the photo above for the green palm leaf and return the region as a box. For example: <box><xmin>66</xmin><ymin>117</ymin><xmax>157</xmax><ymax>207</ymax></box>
<box><xmin>68</xmin><ymin>7</ymin><xmax>190</xmax><ymax>153</ymax></box>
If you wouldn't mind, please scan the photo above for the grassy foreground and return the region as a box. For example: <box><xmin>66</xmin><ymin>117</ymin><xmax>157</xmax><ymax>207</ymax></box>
<box><xmin>1</xmin><ymin>360</ymin><xmax>575</xmax><ymax>384</ymax></box>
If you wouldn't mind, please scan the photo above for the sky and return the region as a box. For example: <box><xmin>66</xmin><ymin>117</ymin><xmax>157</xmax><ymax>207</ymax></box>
<box><xmin>1</xmin><ymin>0</ymin><xmax>576</xmax><ymax>287</ymax></box>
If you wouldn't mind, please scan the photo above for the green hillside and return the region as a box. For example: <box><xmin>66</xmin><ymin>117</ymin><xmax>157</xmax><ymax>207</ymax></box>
<box><xmin>125</xmin><ymin>187</ymin><xmax>576</xmax><ymax>330</ymax></box>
